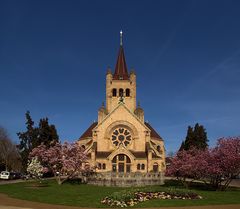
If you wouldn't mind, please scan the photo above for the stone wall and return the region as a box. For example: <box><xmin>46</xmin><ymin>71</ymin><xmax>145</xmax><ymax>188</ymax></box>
<box><xmin>87</xmin><ymin>172</ymin><xmax>165</xmax><ymax>187</ymax></box>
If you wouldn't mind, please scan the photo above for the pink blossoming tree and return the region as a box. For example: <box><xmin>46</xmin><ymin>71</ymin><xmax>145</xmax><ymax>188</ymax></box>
<box><xmin>165</xmin><ymin>148</ymin><xmax>208</xmax><ymax>188</ymax></box>
<box><xmin>205</xmin><ymin>137</ymin><xmax>240</xmax><ymax>190</ymax></box>
<box><xmin>166</xmin><ymin>137</ymin><xmax>240</xmax><ymax>190</ymax></box>
<box><xmin>30</xmin><ymin>142</ymin><xmax>92</xmax><ymax>185</ymax></box>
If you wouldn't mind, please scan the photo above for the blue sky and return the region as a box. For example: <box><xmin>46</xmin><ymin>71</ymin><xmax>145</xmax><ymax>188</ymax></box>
<box><xmin>0</xmin><ymin>0</ymin><xmax>240</xmax><ymax>153</ymax></box>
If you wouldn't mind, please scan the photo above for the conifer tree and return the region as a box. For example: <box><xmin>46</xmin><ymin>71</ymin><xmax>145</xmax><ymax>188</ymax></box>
<box><xmin>179</xmin><ymin>141</ymin><xmax>185</xmax><ymax>151</ymax></box>
<box><xmin>38</xmin><ymin>118</ymin><xmax>59</xmax><ymax>147</ymax></box>
<box><xmin>180</xmin><ymin>123</ymin><xmax>208</xmax><ymax>151</ymax></box>
<box><xmin>194</xmin><ymin>123</ymin><xmax>208</xmax><ymax>150</ymax></box>
<box><xmin>184</xmin><ymin>126</ymin><xmax>195</xmax><ymax>150</ymax></box>
<box><xmin>17</xmin><ymin>111</ymin><xmax>60</xmax><ymax>171</ymax></box>
<box><xmin>17</xmin><ymin>111</ymin><xmax>38</xmax><ymax>171</ymax></box>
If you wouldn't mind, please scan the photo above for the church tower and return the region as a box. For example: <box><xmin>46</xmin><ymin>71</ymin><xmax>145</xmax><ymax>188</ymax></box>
<box><xmin>105</xmin><ymin>31</ymin><xmax>137</xmax><ymax>114</ymax></box>
<box><xmin>78</xmin><ymin>31</ymin><xmax>165</xmax><ymax>186</ymax></box>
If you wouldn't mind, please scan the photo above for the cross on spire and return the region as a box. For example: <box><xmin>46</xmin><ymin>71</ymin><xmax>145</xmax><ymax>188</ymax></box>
<box><xmin>120</xmin><ymin>30</ymin><xmax>123</xmax><ymax>46</ymax></box>
<box><xmin>113</xmin><ymin>30</ymin><xmax>129</xmax><ymax>80</ymax></box>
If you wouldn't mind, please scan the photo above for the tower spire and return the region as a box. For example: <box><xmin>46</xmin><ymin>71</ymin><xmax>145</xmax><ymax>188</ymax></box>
<box><xmin>113</xmin><ymin>31</ymin><xmax>129</xmax><ymax>80</ymax></box>
<box><xmin>120</xmin><ymin>30</ymin><xmax>123</xmax><ymax>46</ymax></box>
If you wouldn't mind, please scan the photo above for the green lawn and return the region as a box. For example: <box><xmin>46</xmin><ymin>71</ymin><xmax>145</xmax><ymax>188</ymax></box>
<box><xmin>0</xmin><ymin>180</ymin><xmax>239</xmax><ymax>208</ymax></box>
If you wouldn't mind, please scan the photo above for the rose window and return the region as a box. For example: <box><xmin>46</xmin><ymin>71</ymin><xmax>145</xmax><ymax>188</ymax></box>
<box><xmin>111</xmin><ymin>127</ymin><xmax>132</xmax><ymax>147</ymax></box>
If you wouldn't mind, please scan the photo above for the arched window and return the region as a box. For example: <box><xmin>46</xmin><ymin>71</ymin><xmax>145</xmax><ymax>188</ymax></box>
<box><xmin>112</xmin><ymin>154</ymin><xmax>131</xmax><ymax>173</ymax></box>
<box><xmin>119</xmin><ymin>88</ymin><xmax>124</xmax><ymax>97</ymax></box>
<box><xmin>81</xmin><ymin>145</ymin><xmax>85</xmax><ymax>150</ymax></box>
<box><xmin>126</xmin><ymin>88</ymin><xmax>130</xmax><ymax>97</ymax></box>
<box><xmin>157</xmin><ymin>145</ymin><xmax>161</xmax><ymax>152</ymax></box>
<box><xmin>103</xmin><ymin>163</ymin><xmax>106</xmax><ymax>170</ymax></box>
<box><xmin>137</xmin><ymin>164</ymin><xmax>141</xmax><ymax>170</ymax></box>
<box><xmin>153</xmin><ymin>163</ymin><xmax>159</xmax><ymax>173</ymax></box>
<box><xmin>98</xmin><ymin>163</ymin><xmax>102</xmax><ymax>170</ymax></box>
<box><xmin>112</xmin><ymin>88</ymin><xmax>117</xmax><ymax>97</ymax></box>
<box><xmin>141</xmin><ymin>164</ymin><xmax>145</xmax><ymax>170</ymax></box>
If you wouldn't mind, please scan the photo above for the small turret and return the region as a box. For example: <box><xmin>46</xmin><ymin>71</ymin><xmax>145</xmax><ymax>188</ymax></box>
<box><xmin>134</xmin><ymin>101</ymin><xmax>144</xmax><ymax>122</ymax></box>
<box><xmin>98</xmin><ymin>102</ymin><xmax>107</xmax><ymax>122</ymax></box>
<box><xmin>106</xmin><ymin>67</ymin><xmax>112</xmax><ymax>81</ymax></box>
<box><xmin>130</xmin><ymin>69</ymin><xmax>136</xmax><ymax>84</ymax></box>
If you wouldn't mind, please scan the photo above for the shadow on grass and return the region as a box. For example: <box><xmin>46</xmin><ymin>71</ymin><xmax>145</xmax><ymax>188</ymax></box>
<box><xmin>163</xmin><ymin>179</ymin><xmax>240</xmax><ymax>192</ymax></box>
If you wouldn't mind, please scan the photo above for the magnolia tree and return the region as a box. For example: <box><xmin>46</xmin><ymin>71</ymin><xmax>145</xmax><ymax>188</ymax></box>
<box><xmin>27</xmin><ymin>156</ymin><xmax>45</xmax><ymax>180</ymax></box>
<box><xmin>165</xmin><ymin>148</ymin><xmax>208</xmax><ymax>188</ymax></box>
<box><xmin>205</xmin><ymin>137</ymin><xmax>240</xmax><ymax>190</ymax></box>
<box><xmin>166</xmin><ymin>137</ymin><xmax>240</xmax><ymax>190</ymax></box>
<box><xmin>30</xmin><ymin>142</ymin><xmax>92</xmax><ymax>185</ymax></box>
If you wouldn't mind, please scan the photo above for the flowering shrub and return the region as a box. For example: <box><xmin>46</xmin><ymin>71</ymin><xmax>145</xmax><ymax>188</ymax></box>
<box><xmin>101</xmin><ymin>189</ymin><xmax>202</xmax><ymax>207</ymax></box>
<box><xmin>27</xmin><ymin>156</ymin><xmax>45</xmax><ymax>180</ymax></box>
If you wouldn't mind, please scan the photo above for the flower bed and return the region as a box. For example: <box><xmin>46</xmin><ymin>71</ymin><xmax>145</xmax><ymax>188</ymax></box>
<box><xmin>101</xmin><ymin>190</ymin><xmax>202</xmax><ymax>207</ymax></box>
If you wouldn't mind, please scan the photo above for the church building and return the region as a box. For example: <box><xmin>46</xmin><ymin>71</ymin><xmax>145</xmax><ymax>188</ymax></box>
<box><xmin>78</xmin><ymin>32</ymin><xmax>165</xmax><ymax>177</ymax></box>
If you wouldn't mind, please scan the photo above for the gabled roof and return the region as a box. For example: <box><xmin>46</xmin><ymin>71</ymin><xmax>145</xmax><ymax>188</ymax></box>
<box><xmin>79</xmin><ymin>114</ymin><xmax>162</xmax><ymax>142</ymax></box>
<box><xmin>93</xmin><ymin>103</ymin><xmax>150</xmax><ymax>133</ymax></box>
<box><xmin>145</xmin><ymin>122</ymin><xmax>163</xmax><ymax>140</ymax></box>
<box><xmin>113</xmin><ymin>46</ymin><xmax>129</xmax><ymax>80</ymax></box>
<box><xmin>79</xmin><ymin>122</ymin><xmax>98</xmax><ymax>139</ymax></box>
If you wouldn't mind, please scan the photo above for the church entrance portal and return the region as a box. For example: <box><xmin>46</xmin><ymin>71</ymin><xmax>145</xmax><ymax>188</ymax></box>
<box><xmin>112</xmin><ymin>154</ymin><xmax>131</xmax><ymax>173</ymax></box>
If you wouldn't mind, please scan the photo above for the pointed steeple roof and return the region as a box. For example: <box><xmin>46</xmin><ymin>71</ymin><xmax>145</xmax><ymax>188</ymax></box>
<box><xmin>113</xmin><ymin>31</ymin><xmax>129</xmax><ymax>80</ymax></box>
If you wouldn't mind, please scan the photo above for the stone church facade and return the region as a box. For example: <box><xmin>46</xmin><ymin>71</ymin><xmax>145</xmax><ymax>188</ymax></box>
<box><xmin>78</xmin><ymin>35</ymin><xmax>165</xmax><ymax>180</ymax></box>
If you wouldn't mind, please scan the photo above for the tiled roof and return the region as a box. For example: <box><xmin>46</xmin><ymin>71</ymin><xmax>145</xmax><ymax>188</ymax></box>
<box><xmin>113</xmin><ymin>46</ymin><xmax>129</xmax><ymax>80</ymax></box>
<box><xmin>79</xmin><ymin>122</ymin><xmax>98</xmax><ymax>139</ymax></box>
<box><xmin>145</xmin><ymin>122</ymin><xmax>162</xmax><ymax>140</ymax></box>
<box><xmin>131</xmin><ymin>152</ymin><xmax>147</xmax><ymax>158</ymax></box>
<box><xmin>95</xmin><ymin>151</ymin><xmax>148</xmax><ymax>159</ymax></box>
<box><xmin>96</xmin><ymin>152</ymin><xmax>111</xmax><ymax>158</ymax></box>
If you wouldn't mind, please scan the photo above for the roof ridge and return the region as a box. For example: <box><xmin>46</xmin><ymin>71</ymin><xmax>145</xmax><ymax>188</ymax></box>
<box><xmin>79</xmin><ymin>122</ymin><xmax>98</xmax><ymax>139</ymax></box>
<box><xmin>144</xmin><ymin>122</ymin><xmax>163</xmax><ymax>140</ymax></box>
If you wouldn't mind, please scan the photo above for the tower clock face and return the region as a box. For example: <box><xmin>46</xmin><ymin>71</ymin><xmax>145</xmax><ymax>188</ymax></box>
<box><xmin>111</xmin><ymin>127</ymin><xmax>132</xmax><ymax>147</ymax></box>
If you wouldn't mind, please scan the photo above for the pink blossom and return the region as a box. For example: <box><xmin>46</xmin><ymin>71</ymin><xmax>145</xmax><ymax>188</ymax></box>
<box><xmin>30</xmin><ymin>142</ymin><xmax>92</xmax><ymax>185</ymax></box>
<box><xmin>166</xmin><ymin>137</ymin><xmax>240</xmax><ymax>190</ymax></box>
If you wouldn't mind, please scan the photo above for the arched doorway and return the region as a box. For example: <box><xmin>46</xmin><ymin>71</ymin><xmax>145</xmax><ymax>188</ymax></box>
<box><xmin>112</xmin><ymin>154</ymin><xmax>131</xmax><ymax>173</ymax></box>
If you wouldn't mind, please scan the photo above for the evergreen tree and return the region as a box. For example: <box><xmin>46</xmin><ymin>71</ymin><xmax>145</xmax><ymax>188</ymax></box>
<box><xmin>193</xmin><ymin>123</ymin><xmax>208</xmax><ymax>150</ymax></box>
<box><xmin>17</xmin><ymin>111</ymin><xmax>60</xmax><ymax>171</ymax></box>
<box><xmin>17</xmin><ymin>111</ymin><xmax>38</xmax><ymax>171</ymax></box>
<box><xmin>180</xmin><ymin>123</ymin><xmax>208</xmax><ymax>151</ymax></box>
<box><xmin>179</xmin><ymin>141</ymin><xmax>185</xmax><ymax>151</ymax></box>
<box><xmin>184</xmin><ymin>126</ymin><xmax>195</xmax><ymax>150</ymax></box>
<box><xmin>38</xmin><ymin>118</ymin><xmax>59</xmax><ymax>147</ymax></box>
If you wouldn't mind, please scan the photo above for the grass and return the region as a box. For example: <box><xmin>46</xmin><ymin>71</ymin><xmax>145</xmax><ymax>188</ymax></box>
<box><xmin>0</xmin><ymin>179</ymin><xmax>240</xmax><ymax>207</ymax></box>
